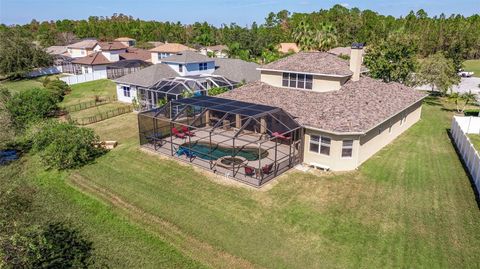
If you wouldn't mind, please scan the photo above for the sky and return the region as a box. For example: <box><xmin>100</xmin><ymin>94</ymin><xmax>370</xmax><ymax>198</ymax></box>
<box><xmin>0</xmin><ymin>0</ymin><xmax>479</xmax><ymax>26</ymax></box>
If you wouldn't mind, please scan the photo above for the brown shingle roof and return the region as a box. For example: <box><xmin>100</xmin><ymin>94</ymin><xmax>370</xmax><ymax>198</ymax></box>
<box><xmin>71</xmin><ymin>52</ymin><xmax>111</xmax><ymax>65</ymax></box>
<box><xmin>67</xmin><ymin>39</ymin><xmax>98</xmax><ymax>49</ymax></box>
<box><xmin>114</xmin><ymin>37</ymin><xmax>135</xmax><ymax>41</ymax></box>
<box><xmin>96</xmin><ymin>41</ymin><xmax>127</xmax><ymax>51</ymax></box>
<box><xmin>149</xmin><ymin>43</ymin><xmax>195</xmax><ymax>53</ymax></box>
<box><xmin>120</xmin><ymin>48</ymin><xmax>151</xmax><ymax>61</ymax></box>
<box><xmin>219</xmin><ymin>78</ymin><xmax>426</xmax><ymax>133</ymax></box>
<box><xmin>261</xmin><ymin>52</ymin><xmax>354</xmax><ymax>76</ymax></box>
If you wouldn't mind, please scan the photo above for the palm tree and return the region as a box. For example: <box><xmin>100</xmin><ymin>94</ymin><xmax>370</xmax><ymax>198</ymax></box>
<box><xmin>292</xmin><ymin>18</ymin><xmax>315</xmax><ymax>51</ymax></box>
<box><xmin>314</xmin><ymin>23</ymin><xmax>338</xmax><ymax>51</ymax></box>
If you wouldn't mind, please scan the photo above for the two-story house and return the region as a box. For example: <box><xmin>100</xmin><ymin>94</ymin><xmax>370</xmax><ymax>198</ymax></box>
<box><xmin>219</xmin><ymin>44</ymin><xmax>426</xmax><ymax>171</ymax></box>
<box><xmin>149</xmin><ymin>43</ymin><xmax>196</xmax><ymax>64</ymax></box>
<box><xmin>114</xmin><ymin>50</ymin><xmax>260</xmax><ymax>109</ymax></box>
<box><xmin>66</xmin><ymin>39</ymin><xmax>98</xmax><ymax>58</ymax></box>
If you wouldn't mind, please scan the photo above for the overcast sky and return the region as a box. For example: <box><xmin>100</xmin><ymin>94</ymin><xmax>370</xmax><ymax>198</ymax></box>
<box><xmin>1</xmin><ymin>0</ymin><xmax>479</xmax><ymax>26</ymax></box>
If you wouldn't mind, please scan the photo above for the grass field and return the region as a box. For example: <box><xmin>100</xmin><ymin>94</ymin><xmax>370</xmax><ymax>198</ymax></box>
<box><xmin>68</xmin><ymin>102</ymin><xmax>130</xmax><ymax>120</ymax></box>
<box><xmin>468</xmin><ymin>134</ymin><xmax>480</xmax><ymax>152</ymax></box>
<box><xmin>464</xmin><ymin>59</ymin><xmax>480</xmax><ymax>77</ymax></box>
<box><xmin>62</xmin><ymin>79</ymin><xmax>116</xmax><ymax>106</ymax></box>
<box><xmin>68</xmin><ymin>96</ymin><xmax>480</xmax><ymax>268</ymax></box>
<box><xmin>0</xmin><ymin>75</ymin><xmax>62</xmax><ymax>93</ymax></box>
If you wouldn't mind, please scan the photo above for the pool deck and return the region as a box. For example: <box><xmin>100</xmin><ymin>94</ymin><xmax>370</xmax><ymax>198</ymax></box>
<box><xmin>142</xmin><ymin>128</ymin><xmax>301</xmax><ymax>186</ymax></box>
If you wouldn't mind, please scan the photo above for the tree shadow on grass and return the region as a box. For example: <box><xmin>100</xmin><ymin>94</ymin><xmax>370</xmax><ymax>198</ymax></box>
<box><xmin>446</xmin><ymin>128</ymin><xmax>480</xmax><ymax>210</ymax></box>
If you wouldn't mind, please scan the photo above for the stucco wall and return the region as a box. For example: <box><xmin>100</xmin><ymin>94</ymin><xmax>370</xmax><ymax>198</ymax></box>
<box><xmin>303</xmin><ymin>130</ymin><xmax>361</xmax><ymax>171</ymax></box>
<box><xmin>260</xmin><ymin>70</ymin><xmax>348</xmax><ymax>92</ymax></box>
<box><xmin>358</xmin><ymin>100</ymin><xmax>423</xmax><ymax>164</ymax></box>
<box><xmin>302</xmin><ymin>101</ymin><xmax>423</xmax><ymax>171</ymax></box>
<box><xmin>116</xmin><ymin>84</ymin><xmax>137</xmax><ymax>103</ymax></box>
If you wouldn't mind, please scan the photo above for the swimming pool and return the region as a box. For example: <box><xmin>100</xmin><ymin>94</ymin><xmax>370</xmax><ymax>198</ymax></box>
<box><xmin>179</xmin><ymin>141</ymin><xmax>268</xmax><ymax>161</ymax></box>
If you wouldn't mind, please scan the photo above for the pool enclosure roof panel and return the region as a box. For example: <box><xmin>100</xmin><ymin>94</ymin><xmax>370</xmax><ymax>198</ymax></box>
<box><xmin>172</xmin><ymin>96</ymin><xmax>284</xmax><ymax>117</ymax></box>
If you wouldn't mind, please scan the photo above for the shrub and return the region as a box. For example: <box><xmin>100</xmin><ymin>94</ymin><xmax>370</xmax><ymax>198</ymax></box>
<box><xmin>32</xmin><ymin>121</ymin><xmax>105</xmax><ymax>170</ymax></box>
<box><xmin>5</xmin><ymin>88</ymin><xmax>58</xmax><ymax>130</ymax></box>
<box><xmin>45</xmin><ymin>80</ymin><xmax>70</xmax><ymax>101</ymax></box>
<box><xmin>207</xmin><ymin>87</ymin><xmax>229</xmax><ymax>96</ymax></box>
<box><xmin>464</xmin><ymin>109</ymin><xmax>480</xmax><ymax>116</ymax></box>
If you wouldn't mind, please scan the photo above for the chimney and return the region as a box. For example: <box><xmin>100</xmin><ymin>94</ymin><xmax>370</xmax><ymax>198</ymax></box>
<box><xmin>349</xmin><ymin>42</ymin><xmax>364</xmax><ymax>82</ymax></box>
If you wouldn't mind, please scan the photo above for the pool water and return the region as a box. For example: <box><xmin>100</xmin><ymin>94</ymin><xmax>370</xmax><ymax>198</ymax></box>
<box><xmin>179</xmin><ymin>142</ymin><xmax>268</xmax><ymax>161</ymax></box>
<box><xmin>0</xmin><ymin>150</ymin><xmax>19</xmax><ymax>165</ymax></box>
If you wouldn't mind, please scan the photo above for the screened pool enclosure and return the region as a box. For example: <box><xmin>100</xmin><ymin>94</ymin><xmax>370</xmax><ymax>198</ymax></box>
<box><xmin>138</xmin><ymin>96</ymin><xmax>304</xmax><ymax>186</ymax></box>
<box><xmin>137</xmin><ymin>75</ymin><xmax>238</xmax><ymax>111</ymax></box>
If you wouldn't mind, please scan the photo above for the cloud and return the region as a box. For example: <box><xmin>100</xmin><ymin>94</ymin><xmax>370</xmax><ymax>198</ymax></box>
<box><xmin>340</xmin><ymin>3</ymin><xmax>350</xmax><ymax>7</ymax></box>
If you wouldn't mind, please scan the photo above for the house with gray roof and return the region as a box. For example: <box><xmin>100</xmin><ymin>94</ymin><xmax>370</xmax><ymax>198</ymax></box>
<box><xmin>114</xmin><ymin>51</ymin><xmax>254</xmax><ymax>109</ymax></box>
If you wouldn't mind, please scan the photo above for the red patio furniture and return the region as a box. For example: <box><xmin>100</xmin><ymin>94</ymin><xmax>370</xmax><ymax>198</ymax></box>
<box><xmin>181</xmin><ymin>126</ymin><xmax>195</xmax><ymax>136</ymax></box>
<box><xmin>272</xmin><ymin>132</ymin><xmax>291</xmax><ymax>140</ymax></box>
<box><xmin>244</xmin><ymin>166</ymin><xmax>255</xmax><ymax>177</ymax></box>
<box><xmin>262</xmin><ymin>163</ymin><xmax>274</xmax><ymax>175</ymax></box>
<box><xmin>172</xmin><ymin>127</ymin><xmax>186</xmax><ymax>139</ymax></box>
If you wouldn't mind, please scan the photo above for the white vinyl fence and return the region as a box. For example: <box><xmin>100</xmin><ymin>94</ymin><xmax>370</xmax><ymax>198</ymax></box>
<box><xmin>60</xmin><ymin>71</ymin><xmax>107</xmax><ymax>85</ymax></box>
<box><xmin>451</xmin><ymin>116</ymin><xmax>480</xmax><ymax>192</ymax></box>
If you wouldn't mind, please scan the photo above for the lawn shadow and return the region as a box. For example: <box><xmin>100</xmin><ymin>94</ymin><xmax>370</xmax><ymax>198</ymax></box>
<box><xmin>446</xmin><ymin>128</ymin><xmax>480</xmax><ymax>210</ymax></box>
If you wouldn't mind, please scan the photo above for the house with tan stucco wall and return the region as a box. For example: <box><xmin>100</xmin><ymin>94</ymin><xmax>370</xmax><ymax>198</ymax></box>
<box><xmin>220</xmin><ymin>43</ymin><xmax>426</xmax><ymax>171</ymax></box>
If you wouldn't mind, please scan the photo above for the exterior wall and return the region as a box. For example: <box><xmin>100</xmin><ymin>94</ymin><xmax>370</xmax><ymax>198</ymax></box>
<box><xmin>303</xmin><ymin>130</ymin><xmax>361</xmax><ymax>171</ymax></box>
<box><xmin>68</xmin><ymin>48</ymin><xmax>89</xmax><ymax>58</ymax></box>
<box><xmin>260</xmin><ymin>70</ymin><xmax>348</xmax><ymax>92</ymax></box>
<box><xmin>100</xmin><ymin>50</ymin><xmax>125</xmax><ymax>62</ymax></box>
<box><xmin>151</xmin><ymin>52</ymin><xmax>173</xmax><ymax>64</ymax></box>
<box><xmin>358</xmin><ymin>100</ymin><xmax>423</xmax><ymax>164</ymax></box>
<box><xmin>116</xmin><ymin>84</ymin><xmax>137</xmax><ymax>103</ymax></box>
<box><xmin>164</xmin><ymin>61</ymin><xmax>215</xmax><ymax>76</ymax></box>
<box><xmin>302</xmin><ymin>101</ymin><xmax>423</xmax><ymax>171</ymax></box>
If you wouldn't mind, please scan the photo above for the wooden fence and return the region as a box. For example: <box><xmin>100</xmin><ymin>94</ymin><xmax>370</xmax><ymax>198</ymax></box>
<box><xmin>71</xmin><ymin>105</ymin><xmax>133</xmax><ymax>125</ymax></box>
<box><xmin>451</xmin><ymin>116</ymin><xmax>480</xmax><ymax>194</ymax></box>
<box><xmin>61</xmin><ymin>97</ymin><xmax>114</xmax><ymax>112</ymax></box>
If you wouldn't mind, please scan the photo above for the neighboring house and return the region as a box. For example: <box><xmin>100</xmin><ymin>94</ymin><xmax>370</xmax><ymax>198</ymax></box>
<box><xmin>93</xmin><ymin>41</ymin><xmax>128</xmax><ymax>61</ymax></box>
<box><xmin>199</xmin><ymin>45</ymin><xmax>228</xmax><ymax>58</ymax></box>
<box><xmin>120</xmin><ymin>47</ymin><xmax>152</xmax><ymax>62</ymax></box>
<box><xmin>213</xmin><ymin>58</ymin><xmax>260</xmax><ymax>83</ymax></box>
<box><xmin>278</xmin><ymin>43</ymin><xmax>300</xmax><ymax>54</ymax></box>
<box><xmin>149</xmin><ymin>43</ymin><xmax>196</xmax><ymax>64</ymax></box>
<box><xmin>114</xmin><ymin>37</ymin><xmax>136</xmax><ymax>47</ymax></box>
<box><xmin>70</xmin><ymin>52</ymin><xmax>111</xmax><ymax>77</ymax></box>
<box><xmin>66</xmin><ymin>39</ymin><xmax>98</xmax><ymax>58</ymax></box>
<box><xmin>45</xmin><ymin>45</ymin><xmax>72</xmax><ymax>72</ymax></box>
<box><xmin>114</xmin><ymin>51</ymin><xmax>255</xmax><ymax>109</ymax></box>
<box><xmin>218</xmin><ymin>44</ymin><xmax>426</xmax><ymax>171</ymax></box>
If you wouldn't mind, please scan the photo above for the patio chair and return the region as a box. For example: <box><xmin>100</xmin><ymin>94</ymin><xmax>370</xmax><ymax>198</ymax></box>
<box><xmin>272</xmin><ymin>132</ymin><xmax>291</xmax><ymax>141</ymax></box>
<box><xmin>262</xmin><ymin>163</ymin><xmax>274</xmax><ymax>175</ymax></box>
<box><xmin>244</xmin><ymin>166</ymin><xmax>255</xmax><ymax>177</ymax></box>
<box><xmin>172</xmin><ymin>127</ymin><xmax>186</xmax><ymax>139</ymax></box>
<box><xmin>181</xmin><ymin>126</ymin><xmax>195</xmax><ymax>136</ymax></box>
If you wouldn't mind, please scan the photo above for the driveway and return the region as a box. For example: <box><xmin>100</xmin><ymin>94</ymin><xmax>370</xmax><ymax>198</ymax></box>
<box><xmin>416</xmin><ymin>77</ymin><xmax>480</xmax><ymax>101</ymax></box>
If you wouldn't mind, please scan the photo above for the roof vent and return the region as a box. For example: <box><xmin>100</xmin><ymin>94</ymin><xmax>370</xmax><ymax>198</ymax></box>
<box><xmin>351</xmin><ymin>42</ymin><xmax>365</xmax><ymax>49</ymax></box>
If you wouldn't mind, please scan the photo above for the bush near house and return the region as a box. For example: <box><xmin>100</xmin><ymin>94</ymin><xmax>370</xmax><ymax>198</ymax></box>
<box><xmin>464</xmin><ymin>109</ymin><xmax>480</xmax><ymax>116</ymax></box>
<box><xmin>5</xmin><ymin>88</ymin><xmax>58</xmax><ymax>130</ymax></box>
<box><xmin>207</xmin><ymin>87</ymin><xmax>229</xmax><ymax>96</ymax></box>
<box><xmin>32</xmin><ymin>121</ymin><xmax>105</xmax><ymax>170</ymax></box>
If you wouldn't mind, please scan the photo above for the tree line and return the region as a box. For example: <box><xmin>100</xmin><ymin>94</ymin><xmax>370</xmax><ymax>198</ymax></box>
<box><xmin>1</xmin><ymin>5</ymin><xmax>479</xmax><ymax>62</ymax></box>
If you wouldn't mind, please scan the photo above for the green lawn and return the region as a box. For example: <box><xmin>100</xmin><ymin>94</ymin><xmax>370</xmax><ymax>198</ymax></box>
<box><xmin>68</xmin><ymin>102</ymin><xmax>130</xmax><ymax>120</ymax></box>
<box><xmin>463</xmin><ymin>59</ymin><xmax>480</xmax><ymax>77</ymax></box>
<box><xmin>69</xmin><ymin>97</ymin><xmax>480</xmax><ymax>268</ymax></box>
<box><xmin>61</xmin><ymin>79</ymin><xmax>116</xmax><ymax>106</ymax></box>
<box><xmin>468</xmin><ymin>134</ymin><xmax>480</xmax><ymax>152</ymax></box>
<box><xmin>0</xmin><ymin>75</ymin><xmax>61</xmax><ymax>93</ymax></box>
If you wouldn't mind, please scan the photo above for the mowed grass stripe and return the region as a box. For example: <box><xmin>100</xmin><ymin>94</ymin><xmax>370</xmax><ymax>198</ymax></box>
<box><xmin>73</xmin><ymin>98</ymin><xmax>480</xmax><ymax>268</ymax></box>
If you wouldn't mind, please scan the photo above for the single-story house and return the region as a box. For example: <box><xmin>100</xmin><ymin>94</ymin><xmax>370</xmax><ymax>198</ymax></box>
<box><xmin>278</xmin><ymin>43</ymin><xmax>300</xmax><ymax>54</ymax></box>
<box><xmin>199</xmin><ymin>45</ymin><xmax>228</xmax><ymax>58</ymax></box>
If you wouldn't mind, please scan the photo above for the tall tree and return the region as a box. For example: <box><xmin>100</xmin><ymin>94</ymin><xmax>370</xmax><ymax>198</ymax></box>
<box><xmin>363</xmin><ymin>33</ymin><xmax>418</xmax><ymax>84</ymax></box>
<box><xmin>0</xmin><ymin>28</ymin><xmax>52</xmax><ymax>79</ymax></box>
<box><xmin>417</xmin><ymin>52</ymin><xmax>460</xmax><ymax>94</ymax></box>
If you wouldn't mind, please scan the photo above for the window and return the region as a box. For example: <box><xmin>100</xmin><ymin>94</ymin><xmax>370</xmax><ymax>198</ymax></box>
<box><xmin>281</xmin><ymin>72</ymin><xmax>313</xmax><ymax>90</ymax></box>
<box><xmin>309</xmin><ymin>135</ymin><xmax>331</xmax><ymax>156</ymax></box>
<box><xmin>179</xmin><ymin>64</ymin><xmax>183</xmax><ymax>72</ymax></box>
<box><xmin>123</xmin><ymin>86</ymin><xmax>131</xmax><ymax>97</ymax></box>
<box><xmin>83</xmin><ymin>67</ymin><xmax>89</xmax><ymax>74</ymax></box>
<box><xmin>342</xmin><ymin>140</ymin><xmax>353</xmax><ymax>158</ymax></box>
<box><xmin>199</xmin><ymin>62</ymin><xmax>208</xmax><ymax>71</ymax></box>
